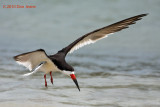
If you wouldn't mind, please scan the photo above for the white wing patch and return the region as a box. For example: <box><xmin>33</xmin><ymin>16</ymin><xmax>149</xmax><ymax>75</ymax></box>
<box><xmin>22</xmin><ymin>61</ymin><xmax>46</xmax><ymax>76</ymax></box>
<box><xmin>69</xmin><ymin>33</ymin><xmax>112</xmax><ymax>53</ymax></box>
<box><xmin>16</xmin><ymin>60</ymin><xmax>32</xmax><ymax>71</ymax></box>
<box><xmin>69</xmin><ymin>39</ymin><xmax>95</xmax><ymax>53</ymax></box>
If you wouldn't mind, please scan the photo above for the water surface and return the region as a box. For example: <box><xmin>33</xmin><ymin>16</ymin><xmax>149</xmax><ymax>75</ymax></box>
<box><xmin>0</xmin><ymin>0</ymin><xmax>160</xmax><ymax>107</ymax></box>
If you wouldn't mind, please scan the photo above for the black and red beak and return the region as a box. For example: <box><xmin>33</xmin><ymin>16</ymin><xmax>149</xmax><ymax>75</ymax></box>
<box><xmin>70</xmin><ymin>73</ymin><xmax>80</xmax><ymax>91</ymax></box>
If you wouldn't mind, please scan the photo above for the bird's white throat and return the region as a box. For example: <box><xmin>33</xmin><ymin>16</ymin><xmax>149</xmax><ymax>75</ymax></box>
<box><xmin>62</xmin><ymin>70</ymin><xmax>74</xmax><ymax>76</ymax></box>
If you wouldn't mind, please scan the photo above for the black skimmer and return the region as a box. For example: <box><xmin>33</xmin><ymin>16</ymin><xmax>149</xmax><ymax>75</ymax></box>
<box><xmin>13</xmin><ymin>14</ymin><xmax>147</xmax><ymax>91</ymax></box>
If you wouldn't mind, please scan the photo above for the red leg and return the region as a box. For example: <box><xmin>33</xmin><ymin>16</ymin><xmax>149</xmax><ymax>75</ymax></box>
<box><xmin>44</xmin><ymin>74</ymin><xmax>47</xmax><ymax>87</ymax></box>
<box><xmin>50</xmin><ymin>71</ymin><xmax>53</xmax><ymax>84</ymax></box>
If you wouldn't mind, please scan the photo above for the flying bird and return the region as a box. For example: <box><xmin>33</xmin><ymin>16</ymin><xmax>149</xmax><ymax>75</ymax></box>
<box><xmin>13</xmin><ymin>14</ymin><xmax>147</xmax><ymax>91</ymax></box>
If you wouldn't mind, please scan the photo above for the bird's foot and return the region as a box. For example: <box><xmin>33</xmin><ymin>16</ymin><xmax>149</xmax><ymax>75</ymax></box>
<box><xmin>44</xmin><ymin>74</ymin><xmax>47</xmax><ymax>87</ymax></box>
<box><xmin>51</xmin><ymin>77</ymin><xmax>53</xmax><ymax>84</ymax></box>
<box><xmin>45</xmin><ymin>81</ymin><xmax>47</xmax><ymax>87</ymax></box>
<box><xmin>50</xmin><ymin>72</ymin><xmax>53</xmax><ymax>84</ymax></box>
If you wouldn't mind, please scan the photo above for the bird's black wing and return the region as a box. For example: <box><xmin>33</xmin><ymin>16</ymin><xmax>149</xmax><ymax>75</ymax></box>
<box><xmin>59</xmin><ymin>14</ymin><xmax>148</xmax><ymax>56</ymax></box>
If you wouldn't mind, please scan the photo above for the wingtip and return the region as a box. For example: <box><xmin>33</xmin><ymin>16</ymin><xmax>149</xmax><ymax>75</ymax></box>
<box><xmin>144</xmin><ymin>13</ymin><xmax>149</xmax><ymax>16</ymax></box>
<box><xmin>139</xmin><ymin>13</ymin><xmax>149</xmax><ymax>17</ymax></box>
<box><xmin>13</xmin><ymin>55</ymin><xmax>18</xmax><ymax>61</ymax></box>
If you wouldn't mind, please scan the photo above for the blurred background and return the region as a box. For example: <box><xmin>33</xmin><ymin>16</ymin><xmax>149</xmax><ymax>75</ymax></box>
<box><xmin>0</xmin><ymin>0</ymin><xmax>160</xmax><ymax>107</ymax></box>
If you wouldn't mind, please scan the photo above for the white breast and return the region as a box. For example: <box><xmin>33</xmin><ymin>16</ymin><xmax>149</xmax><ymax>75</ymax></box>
<box><xmin>39</xmin><ymin>59</ymin><xmax>60</xmax><ymax>74</ymax></box>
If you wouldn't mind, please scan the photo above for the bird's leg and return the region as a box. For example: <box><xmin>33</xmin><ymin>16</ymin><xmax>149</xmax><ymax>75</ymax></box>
<box><xmin>44</xmin><ymin>74</ymin><xmax>47</xmax><ymax>87</ymax></box>
<box><xmin>50</xmin><ymin>71</ymin><xmax>53</xmax><ymax>84</ymax></box>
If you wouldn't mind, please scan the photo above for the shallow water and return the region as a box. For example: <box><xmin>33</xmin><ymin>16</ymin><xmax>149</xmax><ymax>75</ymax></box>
<box><xmin>0</xmin><ymin>0</ymin><xmax>160</xmax><ymax>107</ymax></box>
